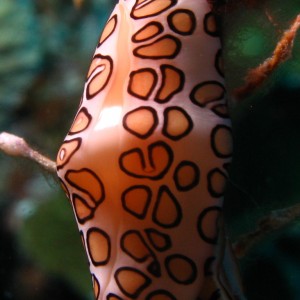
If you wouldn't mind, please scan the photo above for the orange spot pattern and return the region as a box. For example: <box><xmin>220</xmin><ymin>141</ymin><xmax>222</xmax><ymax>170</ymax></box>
<box><xmin>190</xmin><ymin>81</ymin><xmax>228</xmax><ymax>118</ymax></box>
<box><xmin>87</xmin><ymin>228</ymin><xmax>111</xmax><ymax>266</ymax></box>
<box><xmin>197</xmin><ymin>207</ymin><xmax>221</xmax><ymax>244</ymax></box>
<box><xmin>121</xmin><ymin>185</ymin><xmax>151</xmax><ymax>219</ymax></box>
<box><xmin>56</xmin><ymin>138</ymin><xmax>81</xmax><ymax>170</ymax></box>
<box><xmin>119</xmin><ymin>141</ymin><xmax>173</xmax><ymax>180</ymax></box>
<box><xmin>145</xmin><ymin>229</ymin><xmax>172</xmax><ymax>252</ymax></box>
<box><xmin>128</xmin><ymin>68</ymin><xmax>158</xmax><ymax>100</ymax></box>
<box><xmin>133</xmin><ymin>35</ymin><xmax>181</xmax><ymax>59</ymax></box>
<box><xmin>93</xmin><ymin>274</ymin><xmax>100</xmax><ymax>299</ymax></box>
<box><xmin>65</xmin><ymin>169</ymin><xmax>105</xmax><ymax>224</ymax></box>
<box><xmin>162</xmin><ymin>107</ymin><xmax>193</xmax><ymax>141</ymax></box>
<box><xmin>167</xmin><ymin>9</ymin><xmax>196</xmax><ymax>35</ymax></box>
<box><xmin>86</xmin><ymin>54</ymin><xmax>113</xmax><ymax>99</ymax></box>
<box><xmin>131</xmin><ymin>0</ymin><xmax>177</xmax><ymax>19</ymax></box>
<box><xmin>204</xmin><ymin>12</ymin><xmax>219</xmax><ymax>37</ymax></box>
<box><xmin>56</xmin><ymin>1</ymin><xmax>233</xmax><ymax>299</ymax></box>
<box><xmin>165</xmin><ymin>254</ymin><xmax>197</xmax><ymax>284</ymax></box>
<box><xmin>155</xmin><ymin>65</ymin><xmax>184</xmax><ymax>103</ymax></box>
<box><xmin>123</xmin><ymin>107</ymin><xmax>158</xmax><ymax>139</ymax></box>
<box><xmin>211</xmin><ymin>125</ymin><xmax>233</xmax><ymax>158</ymax></box>
<box><xmin>132</xmin><ymin>21</ymin><xmax>163</xmax><ymax>42</ymax></box>
<box><xmin>207</xmin><ymin>168</ymin><xmax>228</xmax><ymax>198</ymax></box>
<box><xmin>121</xmin><ymin>230</ymin><xmax>160</xmax><ymax>277</ymax></box>
<box><xmin>98</xmin><ymin>14</ymin><xmax>118</xmax><ymax>46</ymax></box>
<box><xmin>152</xmin><ymin>186</ymin><xmax>182</xmax><ymax>228</ymax></box>
<box><xmin>69</xmin><ymin>107</ymin><xmax>92</xmax><ymax>135</ymax></box>
<box><xmin>146</xmin><ymin>290</ymin><xmax>176</xmax><ymax>300</ymax></box>
<box><xmin>114</xmin><ymin>267</ymin><xmax>151</xmax><ymax>298</ymax></box>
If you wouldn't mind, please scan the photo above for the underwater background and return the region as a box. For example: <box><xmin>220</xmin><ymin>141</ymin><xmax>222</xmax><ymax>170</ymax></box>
<box><xmin>1</xmin><ymin>0</ymin><xmax>300</xmax><ymax>299</ymax></box>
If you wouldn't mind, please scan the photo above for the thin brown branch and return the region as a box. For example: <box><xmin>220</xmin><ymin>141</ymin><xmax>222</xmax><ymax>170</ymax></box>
<box><xmin>234</xmin><ymin>14</ymin><xmax>300</xmax><ymax>100</ymax></box>
<box><xmin>233</xmin><ymin>203</ymin><xmax>300</xmax><ymax>258</ymax></box>
<box><xmin>2</xmin><ymin>132</ymin><xmax>300</xmax><ymax>262</ymax></box>
<box><xmin>0</xmin><ymin>132</ymin><xmax>56</xmax><ymax>174</ymax></box>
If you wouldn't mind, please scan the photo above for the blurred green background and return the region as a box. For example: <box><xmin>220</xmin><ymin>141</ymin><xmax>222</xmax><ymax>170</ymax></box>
<box><xmin>1</xmin><ymin>0</ymin><xmax>300</xmax><ymax>299</ymax></box>
<box><xmin>0</xmin><ymin>0</ymin><xmax>115</xmax><ymax>299</ymax></box>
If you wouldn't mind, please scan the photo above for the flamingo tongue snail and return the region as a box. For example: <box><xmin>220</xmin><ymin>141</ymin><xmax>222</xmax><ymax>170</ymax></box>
<box><xmin>56</xmin><ymin>0</ymin><xmax>243</xmax><ymax>299</ymax></box>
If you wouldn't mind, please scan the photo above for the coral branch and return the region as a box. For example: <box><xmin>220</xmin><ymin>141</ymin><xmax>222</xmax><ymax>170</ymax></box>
<box><xmin>0</xmin><ymin>132</ymin><xmax>56</xmax><ymax>174</ymax></box>
<box><xmin>1</xmin><ymin>133</ymin><xmax>299</xmax><ymax>260</ymax></box>
<box><xmin>234</xmin><ymin>14</ymin><xmax>300</xmax><ymax>100</ymax></box>
<box><xmin>233</xmin><ymin>203</ymin><xmax>300</xmax><ymax>258</ymax></box>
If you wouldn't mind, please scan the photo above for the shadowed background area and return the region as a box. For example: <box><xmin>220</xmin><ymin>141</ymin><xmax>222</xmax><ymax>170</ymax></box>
<box><xmin>1</xmin><ymin>0</ymin><xmax>300</xmax><ymax>299</ymax></box>
<box><xmin>224</xmin><ymin>1</ymin><xmax>300</xmax><ymax>299</ymax></box>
